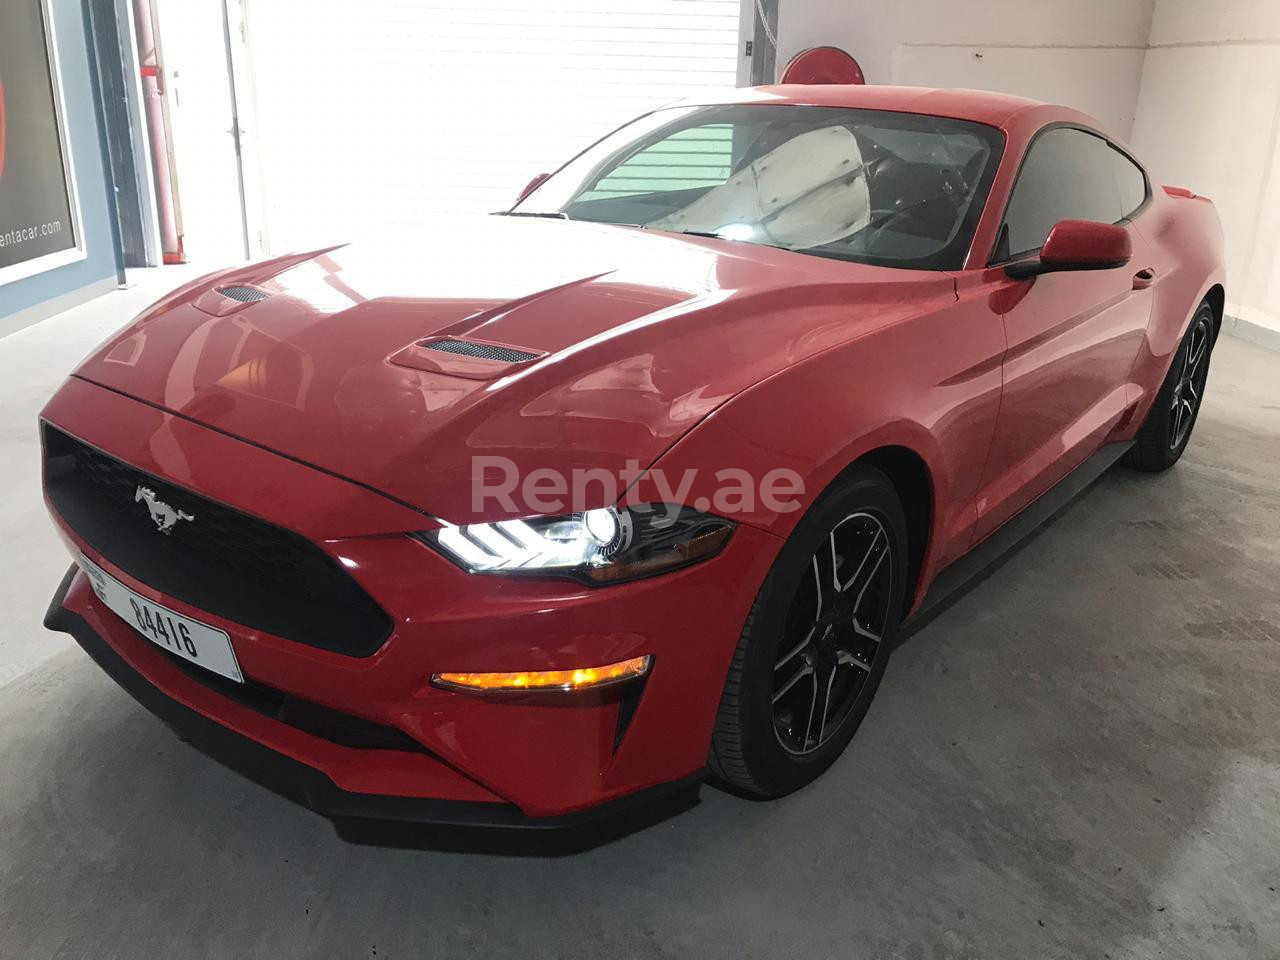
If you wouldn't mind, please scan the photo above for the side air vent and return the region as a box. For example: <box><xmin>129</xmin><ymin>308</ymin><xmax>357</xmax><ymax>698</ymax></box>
<box><xmin>216</xmin><ymin>285</ymin><xmax>270</xmax><ymax>303</ymax></box>
<box><xmin>423</xmin><ymin>339</ymin><xmax>537</xmax><ymax>363</ymax></box>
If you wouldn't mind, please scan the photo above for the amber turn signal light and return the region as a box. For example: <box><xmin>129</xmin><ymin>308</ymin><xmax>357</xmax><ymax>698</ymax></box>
<box><xmin>432</xmin><ymin>655</ymin><xmax>651</xmax><ymax>694</ymax></box>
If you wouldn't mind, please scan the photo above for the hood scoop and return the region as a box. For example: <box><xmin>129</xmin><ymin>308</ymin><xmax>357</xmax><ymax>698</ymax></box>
<box><xmin>421</xmin><ymin>338</ymin><xmax>538</xmax><ymax>363</ymax></box>
<box><xmin>193</xmin><ymin>284</ymin><xmax>273</xmax><ymax>316</ymax></box>
<box><xmin>216</xmin><ymin>285</ymin><xmax>272</xmax><ymax>303</ymax></box>
<box><xmin>389</xmin><ymin>336</ymin><xmax>545</xmax><ymax>380</ymax></box>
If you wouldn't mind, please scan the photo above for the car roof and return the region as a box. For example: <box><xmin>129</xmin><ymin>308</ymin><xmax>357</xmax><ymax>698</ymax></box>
<box><xmin>685</xmin><ymin>84</ymin><xmax>1046</xmax><ymax>129</ymax></box>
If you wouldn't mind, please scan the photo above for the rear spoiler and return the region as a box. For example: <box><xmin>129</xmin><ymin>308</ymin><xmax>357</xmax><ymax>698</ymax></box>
<box><xmin>1163</xmin><ymin>185</ymin><xmax>1210</xmax><ymax>202</ymax></box>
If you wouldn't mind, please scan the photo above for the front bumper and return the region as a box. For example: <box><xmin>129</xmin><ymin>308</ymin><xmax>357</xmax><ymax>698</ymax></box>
<box><xmin>41</xmin><ymin>378</ymin><xmax>781</xmax><ymax>824</ymax></box>
<box><xmin>46</xmin><ymin>565</ymin><xmax>702</xmax><ymax>833</ymax></box>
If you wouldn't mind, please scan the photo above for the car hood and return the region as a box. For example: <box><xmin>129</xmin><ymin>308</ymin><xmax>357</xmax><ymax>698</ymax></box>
<box><xmin>73</xmin><ymin>216</ymin><xmax>955</xmax><ymax>522</ymax></box>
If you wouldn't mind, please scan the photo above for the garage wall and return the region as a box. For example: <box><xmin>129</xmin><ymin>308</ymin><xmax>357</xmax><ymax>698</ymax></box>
<box><xmin>769</xmin><ymin>0</ymin><xmax>1155</xmax><ymax>137</ymax></box>
<box><xmin>1129</xmin><ymin>0</ymin><xmax>1280</xmax><ymax>347</ymax></box>
<box><xmin>1</xmin><ymin>0</ymin><xmax>121</xmax><ymax>336</ymax></box>
<box><xmin>237</xmin><ymin>0</ymin><xmax>742</xmax><ymax>255</ymax></box>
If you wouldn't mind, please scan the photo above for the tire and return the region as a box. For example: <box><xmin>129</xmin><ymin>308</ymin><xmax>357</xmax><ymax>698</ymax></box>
<box><xmin>708</xmin><ymin>464</ymin><xmax>909</xmax><ymax>799</ymax></box>
<box><xmin>1124</xmin><ymin>300</ymin><xmax>1215</xmax><ymax>472</ymax></box>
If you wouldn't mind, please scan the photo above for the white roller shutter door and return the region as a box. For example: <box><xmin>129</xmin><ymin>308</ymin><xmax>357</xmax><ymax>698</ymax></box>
<box><xmin>238</xmin><ymin>0</ymin><xmax>742</xmax><ymax>253</ymax></box>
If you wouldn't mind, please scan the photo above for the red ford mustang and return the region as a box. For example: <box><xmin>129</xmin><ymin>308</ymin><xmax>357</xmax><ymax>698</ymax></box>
<box><xmin>42</xmin><ymin>85</ymin><xmax>1224</xmax><ymax>832</ymax></box>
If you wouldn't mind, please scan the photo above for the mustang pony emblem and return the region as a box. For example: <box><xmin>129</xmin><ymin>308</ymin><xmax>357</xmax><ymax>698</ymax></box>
<box><xmin>134</xmin><ymin>486</ymin><xmax>194</xmax><ymax>534</ymax></box>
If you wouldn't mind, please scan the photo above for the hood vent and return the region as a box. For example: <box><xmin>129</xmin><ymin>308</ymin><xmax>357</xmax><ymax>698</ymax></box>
<box><xmin>422</xmin><ymin>339</ymin><xmax>537</xmax><ymax>363</ymax></box>
<box><xmin>216</xmin><ymin>285</ymin><xmax>271</xmax><ymax>303</ymax></box>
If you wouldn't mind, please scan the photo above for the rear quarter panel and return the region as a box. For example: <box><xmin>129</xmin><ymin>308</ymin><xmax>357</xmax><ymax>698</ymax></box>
<box><xmin>1122</xmin><ymin>188</ymin><xmax>1227</xmax><ymax>432</ymax></box>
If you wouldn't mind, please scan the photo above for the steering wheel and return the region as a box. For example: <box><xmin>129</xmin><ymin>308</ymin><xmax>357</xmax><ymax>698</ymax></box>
<box><xmin>863</xmin><ymin>201</ymin><xmax>945</xmax><ymax>249</ymax></box>
<box><xmin>863</xmin><ymin>164</ymin><xmax>970</xmax><ymax>247</ymax></box>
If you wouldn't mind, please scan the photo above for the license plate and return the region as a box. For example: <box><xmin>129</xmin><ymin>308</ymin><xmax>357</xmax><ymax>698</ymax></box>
<box><xmin>79</xmin><ymin>554</ymin><xmax>244</xmax><ymax>683</ymax></box>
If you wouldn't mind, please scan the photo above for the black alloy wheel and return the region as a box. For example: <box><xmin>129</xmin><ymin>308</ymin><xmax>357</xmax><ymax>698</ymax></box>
<box><xmin>1125</xmin><ymin>299</ymin><xmax>1216</xmax><ymax>472</ymax></box>
<box><xmin>771</xmin><ymin>511</ymin><xmax>893</xmax><ymax>756</ymax></box>
<box><xmin>709</xmin><ymin>465</ymin><xmax>908</xmax><ymax>798</ymax></box>
<box><xmin>1169</xmin><ymin>312</ymin><xmax>1211</xmax><ymax>451</ymax></box>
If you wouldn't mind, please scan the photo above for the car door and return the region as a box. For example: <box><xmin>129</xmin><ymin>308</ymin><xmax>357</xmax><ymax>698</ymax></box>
<box><xmin>971</xmin><ymin>126</ymin><xmax>1156</xmax><ymax>542</ymax></box>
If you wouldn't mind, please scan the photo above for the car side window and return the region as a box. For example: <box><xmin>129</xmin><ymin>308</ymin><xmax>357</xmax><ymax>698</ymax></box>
<box><xmin>1109</xmin><ymin>147</ymin><xmax>1149</xmax><ymax>219</ymax></box>
<box><xmin>998</xmin><ymin>127</ymin><xmax>1125</xmax><ymax>260</ymax></box>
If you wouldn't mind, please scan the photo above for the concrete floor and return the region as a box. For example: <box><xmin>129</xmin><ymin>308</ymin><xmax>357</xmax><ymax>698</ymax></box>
<box><xmin>2</xmin><ymin>274</ymin><xmax>1279</xmax><ymax>959</ymax></box>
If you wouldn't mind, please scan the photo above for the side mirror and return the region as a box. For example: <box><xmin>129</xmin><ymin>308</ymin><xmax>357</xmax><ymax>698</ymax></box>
<box><xmin>516</xmin><ymin>173</ymin><xmax>551</xmax><ymax>204</ymax></box>
<box><xmin>1005</xmin><ymin>219</ymin><xmax>1132</xmax><ymax>279</ymax></box>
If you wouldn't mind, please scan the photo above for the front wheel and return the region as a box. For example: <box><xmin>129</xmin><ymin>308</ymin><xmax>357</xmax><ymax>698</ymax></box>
<box><xmin>708</xmin><ymin>465</ymin><xmax>908</xmax><ymax>798</ymax></box>
<box><xmin>1125</xmin><ymin>301</ymin><xmax>1215</xmax><ymax>472</ymax></box>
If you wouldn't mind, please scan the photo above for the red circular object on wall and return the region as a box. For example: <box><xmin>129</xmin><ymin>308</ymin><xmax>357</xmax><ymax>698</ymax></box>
<box><xmin>779</xmin><ymin>47</ymin><xmax>865</xmax><ymax>85</ymax></box>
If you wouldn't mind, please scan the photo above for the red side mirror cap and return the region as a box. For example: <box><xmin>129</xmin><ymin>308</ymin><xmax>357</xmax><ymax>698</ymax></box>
<box><xmin>1007</xmin><ymin>219</ymin><xmax>1132</xmax><ymax>279</ymax></box>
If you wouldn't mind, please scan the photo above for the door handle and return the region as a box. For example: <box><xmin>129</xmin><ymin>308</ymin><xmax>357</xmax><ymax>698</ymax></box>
<box><xmin>1132</xmin><ymin>268</ymin><xmax>1157</xmax><ymax>290</ymax></box>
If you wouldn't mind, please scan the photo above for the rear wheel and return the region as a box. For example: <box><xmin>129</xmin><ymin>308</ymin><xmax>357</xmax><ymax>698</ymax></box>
<box><xmin>708</xmin><ymin>465</ymin><xmax>908</xmax><ymax>798</ymax></box>
<box><xmin>1125</xmin><ymin>301</ymin><xmax>1214</xmax><ymax>472</ymax></box>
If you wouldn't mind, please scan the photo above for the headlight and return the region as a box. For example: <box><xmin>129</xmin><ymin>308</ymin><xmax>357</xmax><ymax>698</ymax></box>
<box><xmin>416</xmin><ymin>504</ymin><xmax>734</xmax><ymax>585</ymax></box>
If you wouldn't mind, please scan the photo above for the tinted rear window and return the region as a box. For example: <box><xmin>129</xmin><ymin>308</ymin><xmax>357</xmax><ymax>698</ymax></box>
<box><xmin>1109</xmin><ymin>147</ymin><xmax>1149</xmax><ymax>218</ymax></box>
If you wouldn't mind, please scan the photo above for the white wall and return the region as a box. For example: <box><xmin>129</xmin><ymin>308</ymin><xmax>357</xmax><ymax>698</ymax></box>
<box><xmin>1130</xmin><ymin>0</ymin><xmax>1280</xmax><ymax>340</ymax></box>
<box><xmin>153</xmin><ymin>0</ymin><xmax>742</xmax><ymax>261</ymax></box>
<box><xmin>770</xmin><ymin>0</ymin><xmax>1155</xmax><ymax>137</ymax></box>
<box><xmin>238</xmin><ymin>0</ymin><xmax>742</xmax><ymax>255</ymax></box>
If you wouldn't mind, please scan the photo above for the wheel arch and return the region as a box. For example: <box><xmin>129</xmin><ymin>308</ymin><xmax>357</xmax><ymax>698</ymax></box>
<box><xmin>1203</xmin><ymin>283</ymin><xmax>1225</xmax><ymax>343</ymax></box>
<box><xmin>841</xmin><ymin>445</ymin><xmax>934</xmax><ymax>618</ymax></box>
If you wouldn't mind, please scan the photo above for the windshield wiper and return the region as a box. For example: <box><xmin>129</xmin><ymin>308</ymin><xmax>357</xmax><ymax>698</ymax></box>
<box><xmin>643</xmin><ymin>226</ymin><xmax>789</xmax><ymax>250</ymax></box>
<box><xmin>639</xmin><ymin>226</ymin><xmax>737</xmax><ymax>240</ymax></box>
<box><xmin>495</xmin><ymin>210</ymin><xmax>569</xmax><ymax>219</ymax></box>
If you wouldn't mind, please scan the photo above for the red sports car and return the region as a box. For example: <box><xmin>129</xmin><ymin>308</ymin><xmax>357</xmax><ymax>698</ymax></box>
<box><xmin>42</xmin><ymin>85</ymin><xmax>1224</xmax><ymax>831</ymax></box>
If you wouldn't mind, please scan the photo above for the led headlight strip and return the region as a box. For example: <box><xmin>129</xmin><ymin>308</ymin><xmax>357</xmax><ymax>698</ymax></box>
<box><xmin>416</xmin><ymin>504</ymin><xmax>734</xmax><ymax>585</ymax></box>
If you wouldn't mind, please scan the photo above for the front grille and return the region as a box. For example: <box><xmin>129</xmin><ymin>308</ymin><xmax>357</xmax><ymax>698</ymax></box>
<box><xmin>43</xmin><ymin>425</ymin><xmax>393</xmax><ymax>657</ymax></box>
<box><xmin>167</xmin><ymin>655</ymin><xmax>428</xmax><ymax>754</ymax></box>
<box><xmin>422</xmin><ymin>339</ymin><xmax>537</xmax><ymax>363</ymax></box>
<box><xmin>215</xmin><ymin>285</ymin><xmax>270</xmax><ymax>303</ymax></box>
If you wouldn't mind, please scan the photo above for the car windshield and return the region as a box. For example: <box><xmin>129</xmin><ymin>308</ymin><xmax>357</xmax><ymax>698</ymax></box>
<box><xmin>509</xmin><ymin>103</ymin><xmax>1004</xmax><ymax>270</ymax></box>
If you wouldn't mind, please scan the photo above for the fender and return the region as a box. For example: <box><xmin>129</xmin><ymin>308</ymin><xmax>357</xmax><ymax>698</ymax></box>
<box><xmin>635</xmin><ymin>280</ymin><xmax>1008</xmax><ymax>609</ymax></box>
